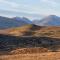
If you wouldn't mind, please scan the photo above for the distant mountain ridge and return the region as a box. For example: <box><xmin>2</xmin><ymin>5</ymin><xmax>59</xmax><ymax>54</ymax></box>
<box><xmin>33</xmin><ymin>15</ymin><xmax>60</xmax><ymax>26</ymax></box>
<box><xmin>0</xmin><ymin>16</ymin><xmax>32</xmax><ymax>29</ymax></box>
<box><xmin>0</xmin><ymin>15</ymin><xmax>60</xmax><ymax>29</ymax></box>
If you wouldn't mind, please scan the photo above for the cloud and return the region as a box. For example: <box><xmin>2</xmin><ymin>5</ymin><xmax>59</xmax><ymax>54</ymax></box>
<box><xmin>0</xmin><ymin>0</ymin><xmax>40</xmax><ymax>13</ymax></box>
<box><xmin>41</xmin><ymin>0</ymin><xmax>58</xmax><ymax>7</ymax></box>
<box><xmin>0</xmin><ymin>9</ymin><xmax>44</xmax><ymax>20</ymax></box>
<box><xmin>0</xmin><ymin>0</ymin><xmax>19</xmax><ymax>8</ymax></box>
<box><xmin>0</xmin><ymin>0</ymin><xmax>60</xmax><ymax>20</ymax></box>
<box><xmin>0</xmin><ymin>0</ymin><xmax>35</xmax><ymax>13</ymax></box>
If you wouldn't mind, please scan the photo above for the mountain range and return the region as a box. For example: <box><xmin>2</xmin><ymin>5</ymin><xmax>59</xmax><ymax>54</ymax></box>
<box><xmin>0</xmin><ymin>15</ymin><xmax>60</xmax><ymax>29</ymax></box>
<box><xmin>0</xmin><ymin>16</ymin><xmax>32</xmax><ymax>29</ymax></box>
<box><xmin>33</xmin><ymin>15</ymin><xmax>60</xmax><ymax>26</ymax></box>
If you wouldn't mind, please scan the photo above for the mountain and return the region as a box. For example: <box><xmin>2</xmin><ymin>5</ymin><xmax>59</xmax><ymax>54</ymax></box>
<box><xmin>13</xmin><ymin>17</ymin><xmax>32</xmax><ymax>24</ymax></box>
<box><xmin>0</xmin><ymin>16</ymin><xmax>32</xmax><ymax>29</ymax></box>
<box><xmin>33</xmin><ymin>15</ymin><xmax>60</xmax><ymax>26</ymax></box>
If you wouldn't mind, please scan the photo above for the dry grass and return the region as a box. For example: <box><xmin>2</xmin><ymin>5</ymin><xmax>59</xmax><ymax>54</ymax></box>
<box><xmin>0</xmin><ymin>52</ymin><xmax>60</xmax><ymax>60</ymax></box>
<box><xmin>0</xmin><ymin>25</ymin><xmax>60</xmax><ymax>38</ymax></box>
<box><xmin>0</xmin><ymin>25</ymin><xmax>60</xmax><ymax>60</ymax></box>
<box><xmin>36</xmin><ymin>26</ymin><xmax>60</xmax><ymax>38</ymax></box>
<box><xmin>10</xmin><ymin>47</ymin><xmax>48</xmax><ymax>54</ymax></box>
<box><xmin>0</xmin><ymin>47</ymin><xmax>60</xmax><ymax>60</ymax></box>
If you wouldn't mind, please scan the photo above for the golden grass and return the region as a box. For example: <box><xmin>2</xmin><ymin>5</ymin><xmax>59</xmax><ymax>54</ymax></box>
<box><xmin>0</xmin><ymin>52</ymin><xmax>60</xmax><ymax>60</ymax></box>
<box><xmin>10</xmin><ymin>47</ymin><xmax>48</xmax><ymax>54</ymax></box>
<box><xmin>0</xmin><ymin>25</ymin><xmax>60</xmax><ymax>38</ymax></box>
<box><xmin>0</xmin><ymin>25</ymin><xmax>60</xmax><ymax>60</ymax></box>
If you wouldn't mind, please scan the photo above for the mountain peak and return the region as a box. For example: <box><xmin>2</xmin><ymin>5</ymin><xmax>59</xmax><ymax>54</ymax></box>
<box><xmin>33</xmin><ymin>15</ymin><xmax>60</xmax><ymax>26</ymax></box>
<box><xmin>47</xmin><ymin>15</ymin><xmax>59</xmax><ymax>19</ymax></box>
<box><xmin>48</xmin><ymin>15</ymin><xmax>57</xmax><ymax>17</ymax></box>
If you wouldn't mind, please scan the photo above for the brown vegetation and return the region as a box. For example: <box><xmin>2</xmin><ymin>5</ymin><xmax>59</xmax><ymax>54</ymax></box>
<box><xmin>10</xmin><ymin>47</ymin><xmax>48</xmax><ymax>54</ymax></box>
<box><xmin>0</xmin><ymin>24</ymin><xmax>60</xmax><ymax>38</ymax></box>
<box><xmin>0</xmin><ymin>52</ymin><xmax>60</xmax><ymax>60</ymax></box>
<box><xmin>0</xmin><ymin>25</ymin><xmax>60</xmax><ymax>60</ymax></box>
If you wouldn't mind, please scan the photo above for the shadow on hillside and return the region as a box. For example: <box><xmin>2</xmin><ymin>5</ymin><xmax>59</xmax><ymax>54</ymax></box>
<box><xmin>23</xmin><ymin>25</ymin><xmax>43</xmax><ymax>36</ymax></box>
<box><xmin>0</xmin><ymin>34</ymin><xmax>60</xmax><ymax>52</ymax></box>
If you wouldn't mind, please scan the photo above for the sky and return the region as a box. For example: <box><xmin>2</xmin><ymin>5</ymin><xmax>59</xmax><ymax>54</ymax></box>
<box><xmin>0</xmin><ymin>0</ymin><xmax>60</xmax><ymax>20</ymax></box>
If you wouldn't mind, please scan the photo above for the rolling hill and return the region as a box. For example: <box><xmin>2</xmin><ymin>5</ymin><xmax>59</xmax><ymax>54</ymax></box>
<box><xmin>0</xmin><ymin>24</ymin><xmax>60</xmax><ymax>38</ymax></box>
<box><xmin>0</xmin><ymin>24</ymin><xmax>60</xmax><ymax>60</ymax></box>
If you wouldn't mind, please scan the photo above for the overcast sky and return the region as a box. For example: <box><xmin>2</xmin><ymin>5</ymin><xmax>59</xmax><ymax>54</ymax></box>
<box><xmin>0</xmin><ymin>0</ymin><xmax>60</xmax><ymax>20</ymax></box>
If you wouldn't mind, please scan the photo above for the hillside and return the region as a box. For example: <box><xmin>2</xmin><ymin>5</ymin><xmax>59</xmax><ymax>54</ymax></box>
<box><xmin>0</xmin><ymin>24</ymin><xmax>42</xmax><ymax>36</ymax></box>
<box><xmin>0</xmin><ymin>25</ymin><xmax>60</xmax><ymax>60</ymax></box>
<box><xmin>0</xmin><ymin>25</ymin><xmax>60</xmax><ymax>53</ymax></box>
<box><xmin>0</xmin><ymin>34</ymin><xmax>60</xmax><ymax>53</ymax></box>
<box><xmin>0</xmin><ymin>24</ymin><xmax>60</xmax><ymax>38</ymax></box>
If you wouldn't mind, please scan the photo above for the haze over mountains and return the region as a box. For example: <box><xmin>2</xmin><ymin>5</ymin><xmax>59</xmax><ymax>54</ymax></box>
<box><xmin>33</xmin><ymin>15</ymin><xmax>60</xmax><ymax>26</ymax></box>
<box><xmin>0</xmin><ymin>15</ymin><xmax>60</xmax><ymax>29</ymax></box>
